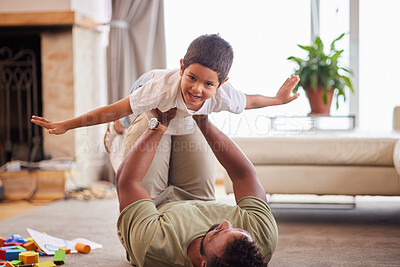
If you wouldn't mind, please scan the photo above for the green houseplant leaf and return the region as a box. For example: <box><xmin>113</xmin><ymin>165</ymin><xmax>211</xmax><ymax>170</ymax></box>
<box><xmin>287</xmin><ymin>33</ymin><xmax>354</xmax><ymax>111</ymax></box>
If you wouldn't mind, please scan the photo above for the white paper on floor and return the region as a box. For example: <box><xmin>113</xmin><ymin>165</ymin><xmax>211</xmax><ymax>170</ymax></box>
<box><xmin>27</xmin><ymin>228</ymin><xmax>103</xmax><ymax>255</ymax></box>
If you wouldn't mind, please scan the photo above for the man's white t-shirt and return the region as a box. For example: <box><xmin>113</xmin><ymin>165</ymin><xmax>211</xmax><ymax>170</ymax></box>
<box><xmin>129</xmin><ymin>69</ymin><xmax>246</xmax><ymax>135</ymax></box>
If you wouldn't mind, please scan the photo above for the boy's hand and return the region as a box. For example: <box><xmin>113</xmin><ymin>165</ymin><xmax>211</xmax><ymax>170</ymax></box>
<box><xmin>31</xmin><ymin>115</ymin><xmax>69</xmax><ymax>135</ymax></box>
<box><xmin>275</xmin><ymin>75</ymin><xmax>300</xmax><ymax>104</ymax></box>
<box><xmin>151</xmin><ymin>108</ymin><xmax>177</xmax><ymax>127</ymax></box>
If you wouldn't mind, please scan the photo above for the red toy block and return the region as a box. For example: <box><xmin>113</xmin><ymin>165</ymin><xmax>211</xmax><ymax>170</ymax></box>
<box><xmin>3</xmin><ymin>243</ymin><xmax>23</xmax><ymax>247</ymax></box>
<box><xmin>0</xmin><ymin>249</ymin><xmax>10</xmax><ymax>260</ymax></box>
<box><xmin>0</xmin><ymin>237</ymin><xmax>3</xmax><ymax>247</ymax></box>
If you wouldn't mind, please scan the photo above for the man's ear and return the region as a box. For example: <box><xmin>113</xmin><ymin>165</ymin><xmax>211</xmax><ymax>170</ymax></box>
<box><xmin>180</xmin><ymin>59</ymin><xmax>184</xmax><ymax>76</ymax></box>
<box><xmin>200</xmin><ymin>257</ymin><xmax>207</xmax><ymax>267</ymax></box>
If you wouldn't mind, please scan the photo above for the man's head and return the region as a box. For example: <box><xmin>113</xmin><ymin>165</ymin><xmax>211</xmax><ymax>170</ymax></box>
<box><xmin>180</xmin><ymin>34</ymin><xmax>233</xmax><ymax>111</ymax></box>
<box><xmin>199</xmin><ymin>220</ymin><xmax>266</xmax><ymax>267</ymax></box>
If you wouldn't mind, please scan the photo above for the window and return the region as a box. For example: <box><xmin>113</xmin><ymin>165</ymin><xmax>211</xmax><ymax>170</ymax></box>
<box><xmin>359</xmin><ymin>0</ymin><xmax>400</xmax><ymax>131</ymax></box>
<box><xmin>164</xmin><ymin>0</ymin><xmax>358</xmax><ymax>135</ymax></box>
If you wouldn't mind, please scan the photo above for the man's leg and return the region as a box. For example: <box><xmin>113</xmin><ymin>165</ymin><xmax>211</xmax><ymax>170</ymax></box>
<box><xmin>123</xmin><ymin>111</ymin><xmax>172</xmax><ymax>205</ymax></box>
<box><xmin>168</xmin><ymin>126</ymin><xmax>216</xmax><ymax>201</ymax></box>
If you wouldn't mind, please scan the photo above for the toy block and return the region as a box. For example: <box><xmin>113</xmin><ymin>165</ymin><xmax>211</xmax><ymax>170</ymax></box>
<box><xmin>0</xmin><ymin>249</ymin><xmax>10</xmax><ymax>260</ymax></box>
<box><xmin>9</xmin><ymin>260</ymin><xmax>22</xmax><ymax>266</ymax></box>
<box><xmin>19</xmin><ymin>252</ymin><xmax>38</xmax><ymax>263</ymax></box>
<box><xmin>74</xmin><ymin>243</ymin><xmax>90</xmax><ymax>254</ymax></box>
<box><xmin>0</xmin><ymin>247</ymin><xmax>25</xmax><ymax>251</ymax></box>
<box><xmin>22</xmin><ymin>254</ymin><xmax>37</xmax><ymax>264</ymax></box>
<box><xmin>22</xmin><ymin>242</ymin><xmax>36</xmax><ymax>251</ymax></box>
<box><xmin>0</xmin><ymin>238</ymin><xmax>3</xmax><ymax>247</ymax></box>
<box><xmin>6</xmin><ymin>249</ymin><xmax>26</xmax><ymax>261</ymax></box>
<box><xmin>34</xmin><ymin>261</ymin><xmax>56</xmax><ymax>267</ymax></box>
<box><xmin>26</xmin><ymin>239</ymin><xmax>40</xmax><ymax>251</ymax></box>
<box><xmin>58</xmin><ymin>248</ymin><xmax>70</xmax><ymax>254</ymax></box>
<box><xmin>3</xmin><ymin>243</ymin><xmax>23</xmax><ymax>247</ymax></box>
<box><xmin>26</xmin><ymin>238</ymin><xmax>38</xmax><ymax>248</ymax></box>
<box><xmin>53</xmin><ymin>250</ymin><xmax>65</xmax><ymax>265</ymax></box>
<box><xmin>4</xmin><ymin>261</ymin><xmax>14</xmax><ymax>267</ymax></box>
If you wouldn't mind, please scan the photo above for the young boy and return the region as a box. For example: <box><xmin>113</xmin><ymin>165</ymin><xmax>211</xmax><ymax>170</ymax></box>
<box><xmin>31</xmin><ymin>34</ymin><xmax>299</xmax><ymax>136</ymax></box>
<box><xmin>32</xmin><ymin>34</ymin><xmax>299</xmax><ymax>173</ymax></box>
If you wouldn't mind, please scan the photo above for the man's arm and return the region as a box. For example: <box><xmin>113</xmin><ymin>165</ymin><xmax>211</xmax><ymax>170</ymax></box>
<box><xmin>116</xmin><ymin>108</ymin><xmax>177</xmax><ymax>212</ymax></box>
<box><xmin>194</xmin><ymin>116</ymin><xmax>267</xmax><ymax>203</ymax></box>
<box><xmin>31</xmin><ymin>96</ymin><xmax>132</xmax><ymax>134</ymax></box>
<box><xmin>245</xmin><ymin>75</ymin><xmax>300</xmax><ymax>109</ymax></box>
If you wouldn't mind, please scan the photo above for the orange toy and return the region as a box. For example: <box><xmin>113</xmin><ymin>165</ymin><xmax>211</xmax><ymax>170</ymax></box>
<box><xmin>75</xmin><ymin>243</ymin><xmax>91</xmax><ymax>254</ymax></box>
<box><xmin>22</xmin><ymin>253</ymin><xmax>37</xmax><ymax>264</ymax></box>
<box><xmin>22</xmin><ymin>241</ymin><xmax>37</xmax><ymax>251</ymax></box>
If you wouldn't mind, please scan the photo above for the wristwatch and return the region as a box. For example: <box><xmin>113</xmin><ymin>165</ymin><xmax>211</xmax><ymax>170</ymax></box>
<box><xmin>148</xmin><ymin>118</ymin><xmax>167</xmax><ymax>133</ymax></box>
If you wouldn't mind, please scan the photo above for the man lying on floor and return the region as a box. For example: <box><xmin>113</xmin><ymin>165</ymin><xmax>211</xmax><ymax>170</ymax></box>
<box><xmin>116</xmin><ymin>108</ymin><xmax>278</xmax><ymax>267</ymax></box>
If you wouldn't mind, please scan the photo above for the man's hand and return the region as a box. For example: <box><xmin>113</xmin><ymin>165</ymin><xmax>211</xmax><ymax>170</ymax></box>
<box><xmin>275</xmin><ymin>75</ymin><xmax>300</xmax><ymax>104</ymax></box>
<box><xmin>31</xmin><ymin>116</ymin><xmax>69</xmax><ymax>135</ymax></box>
<box><xmin>151</xmin><ymin>108</ymin><xmax>177</xmax><ymax>126</ymax></box>
<box><xmin>192</xmin><ymin>115</ymin><xmax>208</xmax><ymax>124</ymax></box>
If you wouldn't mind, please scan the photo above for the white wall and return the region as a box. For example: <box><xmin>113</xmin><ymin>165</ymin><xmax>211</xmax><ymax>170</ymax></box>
<box><xmin>0</xmin><ymin>0</ymin><xmax>111</xmax><ymax>24</ymax></box>
<box><xmin>0</xmin><ymin>0</ymin><xmax>71</xmax><ymax>12</ymax></box>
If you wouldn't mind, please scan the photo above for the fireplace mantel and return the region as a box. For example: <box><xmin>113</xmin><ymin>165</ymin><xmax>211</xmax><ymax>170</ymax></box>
<box><xmin>0</xmin><ymin>11</ymin><xmax>97</xmax><ymax>29</ymax></box>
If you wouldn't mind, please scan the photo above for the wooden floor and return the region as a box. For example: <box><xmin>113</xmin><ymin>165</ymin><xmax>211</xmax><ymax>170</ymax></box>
<box><xmin>0</xmin><ymin>199</ymin><xmax>55</xmax><ymax>221</ymax></box>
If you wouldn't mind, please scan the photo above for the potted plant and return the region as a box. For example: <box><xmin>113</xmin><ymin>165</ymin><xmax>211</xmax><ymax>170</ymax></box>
<box><xmin>287</xmin><ymin>33</ymin><xmax>354</xmax><ymax>115</ymax></box>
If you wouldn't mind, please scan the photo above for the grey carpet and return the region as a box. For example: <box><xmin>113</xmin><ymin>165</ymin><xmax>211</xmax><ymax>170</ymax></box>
<box><xmin>1</xmin><ymin>197</ymin><xmax>399</xmax><ymax>266</ymax></box>
<box><xmin>0</xmin><ymin>199</ymin><xmax>131</xmax><ymax>266</ymax></box>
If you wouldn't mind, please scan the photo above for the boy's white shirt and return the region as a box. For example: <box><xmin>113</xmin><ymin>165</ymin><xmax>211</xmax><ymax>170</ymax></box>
<box><xmin>129</xmin><ymin>69</ymin><xmax>246</xmax><ymax>135</ymax></box>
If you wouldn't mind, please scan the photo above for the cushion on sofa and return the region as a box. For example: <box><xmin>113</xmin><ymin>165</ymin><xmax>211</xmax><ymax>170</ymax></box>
<box><xmin>394</xmin><ymin>140</ymin><xmax>400</xmax><ymax>175</ymax></box>
<box><xmin>233</xmin><ymin>132</ymin><xmax>399</xmax><ymax>166</ymax></box>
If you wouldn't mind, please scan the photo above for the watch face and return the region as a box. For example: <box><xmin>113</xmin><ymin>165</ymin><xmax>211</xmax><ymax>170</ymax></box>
<box><xmin>149</xmin><ymin>118</ymin><xmax>159</xmax><ymax>129</ymax></box>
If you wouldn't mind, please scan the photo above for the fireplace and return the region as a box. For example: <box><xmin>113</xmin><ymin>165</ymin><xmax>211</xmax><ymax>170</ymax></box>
<box><xmin>0</xmin><ymin>11</ymin><xmax>109</xmax><ymax>188</ymax></box>
<box><xmin>0</xmin><ymin>33</ymin><xmax>44</xmax><ymax>166</ymax></box>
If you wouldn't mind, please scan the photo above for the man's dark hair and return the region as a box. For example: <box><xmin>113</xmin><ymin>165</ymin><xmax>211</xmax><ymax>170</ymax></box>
<box><xmin>207</xmin><ymin>236</ymin><xmax>266</xmax><ymax>267</ymax></box>
<box><xmin>182</xmin><ymin>34</ymin><xmax>234</xmax><ymax>85</ymax></box>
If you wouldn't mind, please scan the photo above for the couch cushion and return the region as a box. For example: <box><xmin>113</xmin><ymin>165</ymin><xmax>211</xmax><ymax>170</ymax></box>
<box><xmin>394</xmin><ymin>140</ymin><xmax>400</xmax><ymax>174</ymax></box>
<box><xmin>232</xmin><ymin>131</ymin><xmax>400</xmax><ymax>166</ymax></box>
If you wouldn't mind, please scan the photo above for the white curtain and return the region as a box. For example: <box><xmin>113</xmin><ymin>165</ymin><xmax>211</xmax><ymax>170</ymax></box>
<box><xmin>107</xmin><ymin>0</ymin><xmax>166</xmax><ymax>104</ymax></box>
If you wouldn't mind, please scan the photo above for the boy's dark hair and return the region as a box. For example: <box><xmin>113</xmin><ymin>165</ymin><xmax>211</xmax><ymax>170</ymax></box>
<box><xmin>182</xmin><ymin>34</ymin><xmax>234</xmax><ymax>85</ymax></box>
<box><xmin>207</xmin><ymin>236</ymin><xmax>267</xmax><ymax>267</ymax></box>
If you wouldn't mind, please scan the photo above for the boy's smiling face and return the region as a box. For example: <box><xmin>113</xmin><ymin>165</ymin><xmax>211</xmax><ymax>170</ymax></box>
<box><xmin>180</xmin><ymin>59</ymin><xmax>228</xmax><ymax>111</ymax></box>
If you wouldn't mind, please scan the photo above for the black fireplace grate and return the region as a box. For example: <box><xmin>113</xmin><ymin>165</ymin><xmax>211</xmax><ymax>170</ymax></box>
<box><xmin>0</xmin><ymin>35</ymin><xmax>44</xmax><ymax>166</ymax></box>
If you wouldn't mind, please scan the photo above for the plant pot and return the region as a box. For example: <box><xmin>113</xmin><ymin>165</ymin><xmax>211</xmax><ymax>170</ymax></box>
<box><xmin>305</xmin><ymin>86</ymin><xmax>334</xmax><ymax>115</ymax></box>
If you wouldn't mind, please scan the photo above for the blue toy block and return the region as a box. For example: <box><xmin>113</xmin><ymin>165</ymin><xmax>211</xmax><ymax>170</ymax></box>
<box><xmin>6</xmin><ymin>249</ymin><xmax>26</xmax><ymax>261</ymax></box>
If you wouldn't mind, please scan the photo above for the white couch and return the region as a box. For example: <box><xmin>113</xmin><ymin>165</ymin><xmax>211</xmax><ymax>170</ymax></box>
<box><xmin>224</xmin><ymin>107</ymin><xmax>400</xmax><ymax>196</ymax></box>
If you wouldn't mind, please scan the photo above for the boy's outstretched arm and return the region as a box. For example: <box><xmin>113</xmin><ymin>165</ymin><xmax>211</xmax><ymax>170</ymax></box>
<box><xmin>193</xmin><ymin>115</ymin><xmax>267</xmax><ymax>203</ymax></box>
<box><xmin>31</xmin><ymin>96</ymin><xmax>132</xmax><ymax>134</ymax></box>
<box><xmin>245</xmin><ymin>75</ymin><xmax>300</xmax><ymax>109</ymax></box>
